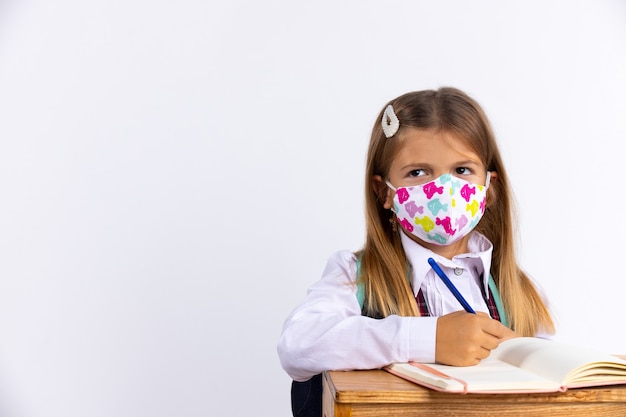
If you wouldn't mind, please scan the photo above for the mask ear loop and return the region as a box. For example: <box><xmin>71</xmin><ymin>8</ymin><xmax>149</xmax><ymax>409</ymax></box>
<box><xmin>385</xmin><ymin>180</ymin><xmax>397</xmax><ymax>191</ymax></box>
<box><xmin>485</xmin><ymin>171</ymin><xmax>491</xmax><ymax>188</ymax></box>
<box><xmin>384</xmin><ymin>180</ymin><xmax>399</xmax><ymax>221</ymax></box>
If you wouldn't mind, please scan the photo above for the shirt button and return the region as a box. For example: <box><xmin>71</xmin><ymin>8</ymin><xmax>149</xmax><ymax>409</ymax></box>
<box><xmin>454</xmin><ymin>267</ymin><xmax>463</xmax><ymax>276</ymax></box>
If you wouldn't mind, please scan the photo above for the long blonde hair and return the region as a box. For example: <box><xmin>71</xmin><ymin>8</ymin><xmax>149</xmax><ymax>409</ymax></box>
<box><xmin>358</xmin><ymin>87</ymin><xmax>554</xmax><ymax>336</ymax></box>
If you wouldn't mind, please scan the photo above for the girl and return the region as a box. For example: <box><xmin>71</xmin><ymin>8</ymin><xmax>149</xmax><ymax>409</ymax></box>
<box><xmin>278</xmin><ymin>87</ymin><xmax>554</xmax><ymax>415</ymax></box>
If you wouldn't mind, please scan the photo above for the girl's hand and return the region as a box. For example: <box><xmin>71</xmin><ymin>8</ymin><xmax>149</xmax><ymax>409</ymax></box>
<box><xmin>435</xmin><ymin>311</ymin><xmax>516</xmax><ymax>366</ymax></box>
<box><xmin>500</xmin><ymin>325</ymin><xmax>518</xmax><ymax>342</ymax></box>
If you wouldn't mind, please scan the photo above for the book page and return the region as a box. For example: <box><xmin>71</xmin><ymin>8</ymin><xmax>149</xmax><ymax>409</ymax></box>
<box><xmin>423</xmin><ymin>356</ymin><xmax>561</xmax><ymax>392</ymax></box>
<box><xmin>490</xmin><ymin>337</ymin><xmax>626</xmax><ymax>386</ymax></box>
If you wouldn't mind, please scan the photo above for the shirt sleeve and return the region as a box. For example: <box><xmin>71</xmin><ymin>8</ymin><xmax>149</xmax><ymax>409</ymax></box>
<box><xmin>276</xmin><ymin>250</ymin><xmax>438</xmax><ymax>382</ymax></box>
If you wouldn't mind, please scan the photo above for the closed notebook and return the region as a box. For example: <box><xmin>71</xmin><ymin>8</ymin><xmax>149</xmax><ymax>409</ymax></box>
<box><xmin>384</xmin><ymin>337</ymin><xmax>626</xmax><ymax>394</ymax></box>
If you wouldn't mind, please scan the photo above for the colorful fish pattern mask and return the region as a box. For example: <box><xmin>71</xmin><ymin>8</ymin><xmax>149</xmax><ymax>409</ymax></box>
<box><xmin>387</xmin><ymin>174</ymin><xmax>489</xmax><ymax>246</ymax></box>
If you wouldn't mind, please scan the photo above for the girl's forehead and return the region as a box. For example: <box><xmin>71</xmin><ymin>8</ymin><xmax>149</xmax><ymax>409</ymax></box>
<box><xmin>393</xmin><ymin>128</ymin><xmax>480</xmax><ymax>164</ymax></box>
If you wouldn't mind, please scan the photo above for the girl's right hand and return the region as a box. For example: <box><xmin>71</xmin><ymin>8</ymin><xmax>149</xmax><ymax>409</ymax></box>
<box><xmin>435</xmin><ymin>311</ymin><xmax>515</xmax><ymax>366</ymax></box>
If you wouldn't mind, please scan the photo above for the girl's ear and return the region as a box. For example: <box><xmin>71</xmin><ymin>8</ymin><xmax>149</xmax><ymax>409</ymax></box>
<box><xmin>372</xmin><ymin>175</ymin><xmax>394</xmax><ymax>209</ymax></box>
<box><xmin>486</xmin><ymin>171</ymin><xmax>498</xmax><ymax>206</ymax></box>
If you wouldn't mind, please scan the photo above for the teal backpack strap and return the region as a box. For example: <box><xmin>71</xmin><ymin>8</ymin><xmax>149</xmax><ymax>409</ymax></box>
<box><xmin>356</xmin><ymin>257</ymin><xmax>365</xmax><ymax>309</ymax></box>
<box><xmin>488</xmin><ymin>274</ymin><xmax>508</xmax><ymax>327</ymax></box>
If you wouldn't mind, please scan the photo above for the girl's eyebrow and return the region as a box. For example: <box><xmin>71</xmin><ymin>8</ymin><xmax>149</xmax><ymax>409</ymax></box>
<box><xmin>456</xmin><ymin>160</ymin><xmax>482</xmax><ymax>166</ymax></box>
<box><xmin>398</xmin><ymin>162</ymin><xmax>431</xmax><ymax>170</ymax></box>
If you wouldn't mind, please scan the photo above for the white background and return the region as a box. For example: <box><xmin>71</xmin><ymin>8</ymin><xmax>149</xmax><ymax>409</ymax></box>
<box><xmin>0</xmin><ymin>1</ymin><xmax>625</xmax><ymax>416</ymax></box>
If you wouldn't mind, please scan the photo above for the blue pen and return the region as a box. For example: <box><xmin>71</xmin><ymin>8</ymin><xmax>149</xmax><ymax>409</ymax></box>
<box><xmin>427</xmin><ymin>257</ymin><xmax>476</xmax><ymax>314</ymax></box>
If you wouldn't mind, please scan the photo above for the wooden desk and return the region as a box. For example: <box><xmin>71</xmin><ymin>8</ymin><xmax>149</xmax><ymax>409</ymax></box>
<box><xmin>323</xmin><ymin>369</ymin><xmax>626</xmax><ymax>416</ymax></box>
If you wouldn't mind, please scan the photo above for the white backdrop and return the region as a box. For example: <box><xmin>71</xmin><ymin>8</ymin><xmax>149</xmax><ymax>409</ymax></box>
<box><xmin>0</xmin><ymin>1</ymin><xmax>625</xmax><ymax>416</ymax></box>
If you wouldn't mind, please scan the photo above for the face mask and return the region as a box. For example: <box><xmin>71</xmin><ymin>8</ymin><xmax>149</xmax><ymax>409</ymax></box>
<box><xmin>386</xmin><ymin>173</ymin><xmax>490</xmax><ymax>246</ymax></box>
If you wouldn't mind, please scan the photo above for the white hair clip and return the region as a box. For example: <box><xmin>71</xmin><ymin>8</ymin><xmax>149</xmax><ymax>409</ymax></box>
<box><xmin>381</xmin><ymin>104</ymin><xmax>399</xmax><ymax>138</ymax></box>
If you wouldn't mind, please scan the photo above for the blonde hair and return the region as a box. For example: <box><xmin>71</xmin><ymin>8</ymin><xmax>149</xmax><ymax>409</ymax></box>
<box><xmin>357</xmin><ymin>87</ymin><xmax>554</xmax><ymax>336</ymax></box>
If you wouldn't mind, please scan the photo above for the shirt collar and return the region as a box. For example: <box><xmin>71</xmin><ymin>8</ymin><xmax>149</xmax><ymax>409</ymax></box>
<box><xmin>400</xmin><ymin>231</ymin><xmax>494</xmax><ymax>296</ymax></box>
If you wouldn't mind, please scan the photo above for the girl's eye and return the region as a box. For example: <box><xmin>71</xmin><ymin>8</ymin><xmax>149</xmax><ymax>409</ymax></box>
<box><xmin>455</xmin><ymin>167</ymin><xmax>472</xmax><ymax>175</ymax></box>
<box><xmin>408</xmin><ymin>169</ymin><xmax>425</xmax><ymax>178</ymax></box>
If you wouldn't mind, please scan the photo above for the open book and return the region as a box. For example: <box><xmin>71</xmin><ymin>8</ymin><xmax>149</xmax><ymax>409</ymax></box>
<box><xmin>385</xmin><ymin>337</ymin><xmax>626</xmax><ymax>394</ymax></box>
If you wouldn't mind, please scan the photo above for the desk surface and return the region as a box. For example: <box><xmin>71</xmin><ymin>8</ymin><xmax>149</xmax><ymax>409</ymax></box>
<box><xmin>323</xmin><ymin>369</ymin><xmax>626</xmax><ymax>417</ymax></box>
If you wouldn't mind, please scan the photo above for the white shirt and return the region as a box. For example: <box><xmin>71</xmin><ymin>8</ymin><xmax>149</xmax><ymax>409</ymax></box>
<box><xmin>404</xmin><ymin>232</ymin><xmax>495</xmax><ymax>317</ymax></box>
<box><xmin>277</xmin><ymin>232</ymin><xmax>544</xmax><ymax>382</ymax></box>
